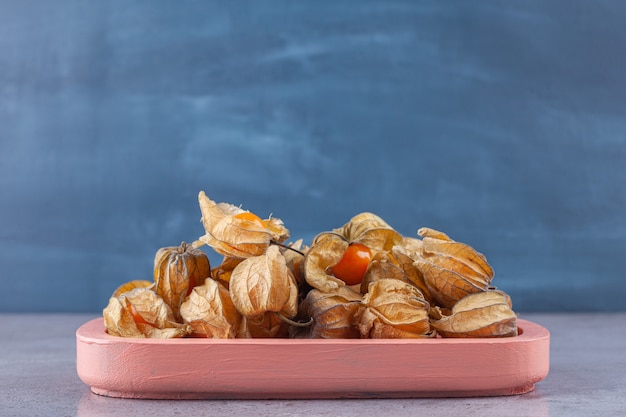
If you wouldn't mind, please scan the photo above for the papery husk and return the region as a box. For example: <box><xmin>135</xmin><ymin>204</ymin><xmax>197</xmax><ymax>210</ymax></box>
<box><xmin>103</xmin><ymin>288</ymin><xmax>190</xmax><ymax>338</ymax></box>
<box><xmin>295</xmin><ymin>287</ymin><xmax>362</xmax><ymax>339</ymax></box>
<box><xmin>359</xmin><ymin>255</ymin><xmax>414</xmax><ymax>295</ymax></box>
<box><xmin>281</xmin><ymin>239</ymin><xmax>307</xmax><ymax>287</ymax></box>
<box><xmin>179</xmin><ymin>278</ymin><xmax>241</xmax><ymax>338</ymax></box>
<box><xmin>413</xmin><ymin>227</ymin><xmax>494</xmax><ymax>309</ymax></box>
<box><xmin>154</xmin><ymin>242</ymin><xmax>211</xmax><ymax>321</ymax></box>
<box><xmin>111</xmin><ymin>280</ymin><xmax>154</xmax><ymax>297</ymax></box>
<box><xmin>228</xmin><ymin>245</ymin><xmax>298</xmax><ymax>319</ymax></box>
<box><xmin>390</xmin><ymin>249</ymin><xmax>433</xmax><ymax>304</ymax></box>
<box><xmin>356</xmin><ymin>279</ymin><xmax>433</xmax><ymax>339</ymax></box>
<box><xmin>396</xmin><ymin>236</ymin><xmax>424</xmax><ymax>258</ymax></box>
<box><xmin>419</xmin><ymin>227</ymin><xmax>494</xmax><ymax>285</ymax></box>
<box><xmin>414</xmin><ymin>258</ymin><xmax>487</xmax><ymax>309</ymax></box>
<box><xmin>334</xmin><ymin>212</ymin><xmax>403</xmax><ymax>251</ymax></box>
<box><xmin>197</xmin><ymin>191</ymin><xmax>289</xmax><ymax>259</ymax></box>
<box><xmin>237</xmin><ymin>312</ymin><xmax>290</xmax><ymax>338</ymax></box>
<box><xmin>428</xmin><ymin>305</ymin><xmax>451</xmax><ymax>321</ymax></box>
<box><xmin>431</xmin><ymin>290</ymin><xmax>517</xmax><ymax>338</ymax></box>
<box><xmin>303</xmin><ymin>232</ymin><xmax>353</xmax><ymax>293</ymax></box>
<box><xmin>211</xmin><ymin>256</ymin><xmax>244</xmax><ymax>288</ymax></box>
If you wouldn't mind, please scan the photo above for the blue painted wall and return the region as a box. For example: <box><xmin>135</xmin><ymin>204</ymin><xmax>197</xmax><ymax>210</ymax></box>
<box><xmin>1</xmin><ymin>1</ymin><xmax>625</xmax><ymax>312</ymax></box>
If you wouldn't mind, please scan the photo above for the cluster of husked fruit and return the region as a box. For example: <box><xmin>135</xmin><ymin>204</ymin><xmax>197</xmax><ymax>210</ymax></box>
<box><xmin>103</xmin><ymin>191</ymin><xmax>517</xmax><ymax>339</ymax></box>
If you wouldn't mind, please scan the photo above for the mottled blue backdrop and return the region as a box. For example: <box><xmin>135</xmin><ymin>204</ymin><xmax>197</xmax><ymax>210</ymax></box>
<box><xmin>1</xmin><ymin>1</ymin><xmax>625</xmax><ymax>312</ymax></box>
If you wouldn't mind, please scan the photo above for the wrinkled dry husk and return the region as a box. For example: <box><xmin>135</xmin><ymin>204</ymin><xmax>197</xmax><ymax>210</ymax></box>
<box><xmin>359</xmin><ymin>257</ymin><xmax>414</xmax><ymax>295</ymax></box>
<box><xmin>396</xmin><ymin>236</ymin><xmax>424</xmax><ymax>258</ymax></box>
<box><xmin>154</xmin><ymin>242</ymin><xmax>211</xmax><ymax>321</ymax></box>
<box><xmin>111</xmin><ymin>280</ymin><xmax>154</xmax><ymax>298</ymax></box>
<box><xmin>295</xmin><ymin>287</ymin><xmax>362</xmax><ymax>339</ymax></box>
<box><xmin>413</xmin><ymin>227</ymin><xmax>494</xmax><ymax>309</ymax></box>
<box><xmin>334</xmin><ymin>212</ymin><xmax>403</xmax><ymax>251</ymax></box>
<box><xmin>281</xmin><ymin>239</ymin><xmax>308</xmax><ymax>287</ymax></box>
<box><xmin>356</xmin><ymin>279</ymin><xmax>433</xmax><ymax>338</ymax></box>
<box><xmin>303</xmin><ymin>232</ymin><xmax>353</xmax><ymax>293</ymax></box>
<box><xmin>419</xmin><ymin>227</ymin><xmax>494</xmax><ymax>285</ymax></box>
<box><xmin>413</xmin><ymin>258</ymin><xmax>488</xmax><ymax>309</ymax></box>
<box><xmin>103</xmin><ymin>288</ymin><xmax>190</xmax><ymax>338</ymax></box>
<box><xmin>211</xmin><ymin>256</ymin><xmax>244</xmax><ymax>287</ymax></box>
<box><xmin>197</xmin><ymin>191</ymin><xmax>290</xmax><ymax>259</ymax></box>
<box><xmin>428</xmin><ymin>305</ymin><xmax>452</xmax><ymax>321</ymax></box>
<box><xmin>228</xmin><ymin>245</ymin><xmax>298</xmax><ymax>319</ymax></box>
<box><xmin>180</xmin><ymin>278</ymin><xmax>241</xmax><ymax>338</ymax></box>
<box><xmin>390</xmin><ymin>249</ymin><xmax>433</xmax><ymax>304</ymax></box>
<box><xmin>431</xmin><ymin>290</ymin><xmax>517</xmax><ymax>338</ymax></box>
<box><xmin>237</xmin><ymin>312</ymin><xmax>290</xmax><ymax>338</ymax></box>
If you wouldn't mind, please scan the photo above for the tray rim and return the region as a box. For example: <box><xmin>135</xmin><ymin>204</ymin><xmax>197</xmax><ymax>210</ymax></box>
<box><xmin>77</xmin><ymin>317</ymin><xmax>548</xmax><ymax>345</ymax></box>
<box><xmin>76</xmin><ymin>318</ymin><xmax>550</xmax><ymax>400</ymax></box>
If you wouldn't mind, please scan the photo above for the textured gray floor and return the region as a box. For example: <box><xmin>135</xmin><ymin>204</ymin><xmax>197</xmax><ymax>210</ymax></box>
<box><xmin>1</xmin><ymin>313</ymin><xmax>624</xmax><ymax>417</ymax></box>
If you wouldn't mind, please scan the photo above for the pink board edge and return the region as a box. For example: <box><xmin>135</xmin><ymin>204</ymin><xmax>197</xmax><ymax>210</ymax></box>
<box><xmin>76</xmin><ymin>318</ymin><xmax>550</xmax><ymax>400</ymax></box>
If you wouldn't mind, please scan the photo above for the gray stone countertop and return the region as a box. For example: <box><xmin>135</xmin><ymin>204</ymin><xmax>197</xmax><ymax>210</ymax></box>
<box><xmin>1</xmin><ymin>313</ymin><xmax>624</xmax><ymax>417</ymax></box>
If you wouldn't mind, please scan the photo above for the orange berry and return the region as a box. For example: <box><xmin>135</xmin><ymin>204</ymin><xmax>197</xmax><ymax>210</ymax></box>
<box><xmin>330</xmin><ymin>243</ymin><xmax>372</xmax><ymax>286</ymax></box>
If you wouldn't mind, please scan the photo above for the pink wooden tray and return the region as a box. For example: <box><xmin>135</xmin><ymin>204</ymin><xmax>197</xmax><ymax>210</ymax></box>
<box><xmin>76</xmin><ymin>318</ymin><xmax>549</xmax><ymax>399</ymax></box>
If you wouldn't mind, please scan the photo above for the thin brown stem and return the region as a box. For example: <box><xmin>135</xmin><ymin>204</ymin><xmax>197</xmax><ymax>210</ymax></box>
<box><xmin>274</xmin><ymin>312</ymin><xmax>314</xmax><ymax>328</ymax></box>
<box><xmin>270</xmin><ymin>240</ymin><xmax>305</xmax><ymax>256</ymax></box>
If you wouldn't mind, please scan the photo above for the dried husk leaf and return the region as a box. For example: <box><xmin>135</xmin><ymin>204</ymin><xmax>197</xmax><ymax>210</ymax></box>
<box><xmin>237</xmin><ymin>312</ymin><xmax>289</xmax><ymax>338</ymax></box>
<box><xmin>414</xmin><ymin>258</ymin><xmax>489</xmax><ymax>309</ymax></box>
<box><xmin>111</xmin><ymin>280</ymin><xmax>154</xmax><ymax>297</ymax></box>
<box><xmin>417</xmin><ymin>227</ymin><xmax>453</xmax><ymax>241</ymax></box>
<box><xmin>419</xmin><ymin>227</ymin><xmax>494</xmax><ymax>284</ymax></box>
<box><xmin>390</xmin><ymin>249</ymin><xmax>433</xmax><ymax>304</ymax></box>
<box><xmin>335</xmin><ymin>212</ymin><xmax>403</xmax><ymax>251</ymax></box>
<box><xmin>414</xmin><ymin>227</ymin><xmax>494</xmax><ymax>309</ymax></box>
<box><xmin>281</xmin><ymin>239</ymin><xmax>307</xmax><ymax>287</ymax></box>
<box><xmin>229</xmin><ymin>245</ymin><xmax>298</xmax><ymax>319</ymax></box>
<box><xmin>114</xmin><ymin>288</ymin><xmax>177</xmax><ymax>328</ymax></box>
<box><xmin>141</xmin><ymin>324</ymin><xmax>192</xmax><ymax>338</ymax></box>
<box><xmin>103</xmin><ymin>297</ymin><xmax>144</xmax><ymax>338</ymax></box>
<box><xmin>154</xmin><ymin>242</ymin><xmax>211</xmax><ymax>321</ymax></box>
<box><xmin>428</xmin><ymin>305</ymin><xmax>451</xmax><ymax>321</ymax></box>
<box><xmin>396</xmin><ymin>236</ymin><xmax>424</xmax><ymax>258</ymax></box>
<box><xmin>303</xmin><ymin>232</ymin><xmax>353</xmax><ymax>293</ymax></box>
<box><xmin>295</xmin><ymin>287</ymin><xmax>362</xmax><ymax>339</ymax></box>
<box><xmin>359</xmin><ymin>255</ymin><xmax>414</xmax><ymax>295</ymax></box>
<box><xmin>265</xmin><ymin>217</ymin><xmax>291</xmax><ymax>244</ymax></box>
<box><xmin>103</xmin><ymin>288</ymin><xmax>190</xmax><ymax>338</ymax></box>
<box><xmin>356</xmin><ymin>279</ymin><xmax>433</xmax><ymax>338</ymax></box>
<box><xmin>197</xmin><ymin>191</ymin><xmax>289</xmax><ymax>258</ymax></box>
<box><xmin>431</xmin><ymin>290</ymin><xmax>517</xmax><ymax>338</ymax></box>
<box><xmin>179</xmin><ymin>278</ymin><xmax>241</xmax><ymax>338</ymax></box>
<box><xmin>211</xmin><ymin>256</ymin><xmax>244</xmax><ymax>287</ymax></box>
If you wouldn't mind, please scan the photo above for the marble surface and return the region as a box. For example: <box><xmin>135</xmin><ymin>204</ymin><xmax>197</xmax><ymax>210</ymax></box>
<box><xmin>1</xmin><ymin>313</ymin><xmax>624</xmax><ymax>417</ymax></box>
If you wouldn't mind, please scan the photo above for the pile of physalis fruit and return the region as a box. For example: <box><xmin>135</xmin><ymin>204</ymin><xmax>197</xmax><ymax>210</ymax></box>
<box><xmin>103</xmin><ymin>191</ymin><xmax>518</xmax><ymax>339</ymax></box>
